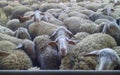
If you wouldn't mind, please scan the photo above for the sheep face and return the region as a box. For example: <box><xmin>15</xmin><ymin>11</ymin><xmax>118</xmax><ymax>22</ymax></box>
<box><xmin>31</xmin><ymin>10</ymin><xmax>45</xmax><ymax>22</ymax></box>
<box><xmin>85</xmin><ymin>48</ymin><xmax>120</xmax><ymax>70</ymax></box>
<box><xmin>102</xmin><ymin>7</ymin><xmax>114</xmax><ymax>16</ymax></box>
<box><xmin>48</xmin><ymin>36</ymin><xmax>75</xmax><ymax>57</ymax></box>
<box><xmin>101</xmin><ymin>22</ymin><xmax>120</xmax><ymax>45</ymax></box>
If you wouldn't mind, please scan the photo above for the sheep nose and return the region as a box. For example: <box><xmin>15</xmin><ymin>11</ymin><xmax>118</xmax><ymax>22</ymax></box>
<box><xmin>61</xmin><ymin>48</ymin><xmax>67</xmax><ymax>56</ymax></box>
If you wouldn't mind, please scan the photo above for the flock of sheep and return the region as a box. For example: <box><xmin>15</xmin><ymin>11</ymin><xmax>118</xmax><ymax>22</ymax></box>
<box><xmin>0</xmin><ymin>0</ymin><xmax>120</xmax><ymax>70</ymax></box>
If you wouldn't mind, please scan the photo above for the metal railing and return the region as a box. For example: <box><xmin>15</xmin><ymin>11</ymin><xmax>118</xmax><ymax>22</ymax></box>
<box><xmin>0</xmin><ymin>70</ymin><xmax>120</xmax><ymax>75</ymax></box>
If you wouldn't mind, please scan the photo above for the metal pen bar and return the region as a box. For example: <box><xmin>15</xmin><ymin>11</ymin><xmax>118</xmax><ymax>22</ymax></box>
<box><xmin>0</xmin><ymin>70</ymin><xmax>120</xmax><ymax>75</ymax></box>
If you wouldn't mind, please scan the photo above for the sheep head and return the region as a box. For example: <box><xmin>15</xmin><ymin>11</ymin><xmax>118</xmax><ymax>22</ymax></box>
<box><xmin>101</xmin><ymin>6</ymin><xmax>115</xmax><ymax>16</ymax></box>
<box><xmin>101</xmin><ymin>22</ymin><xmax>120</xmax><ymax>45</ymax></box>
<box><xmin>85</xmin><ymin>48</ymin><xmax>120</xmax><ymax>70</ymax></box>
<box><xmin>48</xmin><ymin>36</ymin><xmax>76</xmax><ymax>57</ymax></box>
<box><xmin>50</xmin><ymin>26</ymin><xmax>74</xmax><ymax>39</ymax></box>
<box><xmin>14</xmin><ymin>27</ymin><xmax>32</xmax><ymax>40</ymax></box>
<box><xmin>30</xmin><ymin>10</ymin><xmax>48</xmax><ymax>22</ymax></box>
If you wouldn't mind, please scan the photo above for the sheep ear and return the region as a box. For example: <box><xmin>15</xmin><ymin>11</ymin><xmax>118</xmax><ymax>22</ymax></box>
<box><xmin>50</xmin><ymin>31</ymin><xmax>57</xmax><ymax>39</ymax></box>
<box><xmin>111</xmin><ymin>9</ymin><xmax>115</xmax><ymax>12</ymax></box>
<box><xmin>67</xmin><ymin>31</ymin><xmax>74</xmax><ymax>37</ymax></box>
<box><xmin>101</xmin><ymin>23</ymin><xmax>107</xmax><ymax>33</ymax></box>
<box><xmin>31</xmin><ymin>14</ymin><xmax>34</xmax><ymax>17</ymax></box>
<box><xmin>84</xmin><ymin>50</ymin><xmax>99</xmax><ymax>57</ymax></box>
<box><xmin>0</xmin><ymin>51</ymin><xmax>10</xmax><ymax>58</ymax></box>
<box><xmin>68</xmin><ymin>40</ymin><xmax>76</xmax><ymax>45</ymax></box>
<box><xmin>48</xmin><ymin>41</ymin><xmax>57</xmax><ymax>47</ymax></box>
<box><xmin>16</xmin><ymin>44</ymin><xmax>24</xmax><ymax>49</ymax></box>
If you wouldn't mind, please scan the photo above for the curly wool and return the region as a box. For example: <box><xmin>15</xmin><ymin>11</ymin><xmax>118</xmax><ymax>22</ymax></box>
<box><xmin>0</xmin><ymin>40</ymin><xmax>16</xmax><ymax>53</ymax></box>
<box><xmin>72</xmin><ymin>32</ymin><xmax>90</xmax><ymax>41</ymax></box>
<box><xmin>0</xmin><ymin>50</ymin><xmax>32</xmax><ymax>70</ymax></box>
<box><xmin>6</xmin><ymin>19</ymin><xmax>20</xmax><ymax>31</ymax></box>
<box><xmin>29</xmin><ymin>21</ymin><xmax>58</xmax><ymax>39</ymax></box>
<box><xmin>0</xmin><ymin>33</ymin><xmax>23</xmax><ymax>45</ymax></box>
<box><xmin>64</xmin><ymin>17</ymin><xmax>97</xmax><ymax>34</ymax></box>
<box><xmin>0</xmin><ymin>25</ymin><xmax>14</xmax><ymax>36</ymax></box>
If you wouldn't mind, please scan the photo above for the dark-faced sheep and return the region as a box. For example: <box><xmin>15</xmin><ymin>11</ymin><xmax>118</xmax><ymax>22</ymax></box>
<box><xmin>85</xmin><ymin>48</ymin><xmax>120</xmax><ymax>70</ymax></box>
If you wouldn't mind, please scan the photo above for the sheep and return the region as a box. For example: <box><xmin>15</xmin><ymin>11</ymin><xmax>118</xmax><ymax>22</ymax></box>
<box><xmin>0</xmin><ymin>33</ymin><xmax>23</xmax><ymax>45</ymax></box>
<box><xmin>84</xmin><ymin>3</ymin><xmax>102</xmax><ymax>12</ymax></box>
<box><xmin>20</xmin><ymin>0</ymin><xmax>32</xmax><ymax>5</ymax></box>
<box><xmin>48</xmin><ymin>35</ymin><xmax>76</xmax><ymax>57</ymax></box>
<box><xmin>31</xmin><ymin>10</ymin><xmax>49</xmax><ymax>22</ymax></box>
<box><xmin>14</xmin><ymin>14</ymin><xmax>33</xmax><ymax>23</ymax></box>
<box><xmin>0</xmin><ymin>50</ymin><xmax>33</xmax><ymax>70</ymax></box>
<box><xmin>16</xmin><ymin>39</ymin><xmax>37</xmax><ymax>66</ymax></box>
<box><xmin>6</xmin><ymin>17</ymin><xmax>33</xmax><ymax>31</ymax></box>
<box><xmin>15</xmin><ymin>10</ymin><xmax>49</xmax><ymax>23</ymax></box>
<box><xmin>99</xmin><ymin>22</ymin><xmax>120</xmax><ymax>46</ymax></box>
<box><xmin>0</xmin><ymin>40</ymin><xmax>16</xmax><ymax>53</ymax></box>
<box><xmin>89</xmin><ymin>12</ymin><xmax>116</xmax><ymax>22</ymax></box>
<box><xmin>31</xmin><ymin>3</ymin><xmax>39</xmax><ymax>11</ymax></box>
<box><xmin>60</xmin><ymin>33</ymin><xmax>117</xmax><ymax>70</ymax></box>
<box><xmin>6</xmin><ymin>19</ymin><xmax>20</xmax><ymax>31</ymax></box>
<box><xmin>110</xmin><ymin>0</ymin><xmax>118</xmax><ymax>4</ymax></box>
<box><xmin>47</xmin><ymin>0</ymin><xmax>59</xmax><ymax>3</ymax></box>
<box><xmin>33</xmin><ymin>35</ymin><xmax>61</xmax><ymax>69</ymax></box>
<box><xmin>3</xmin><ymin>5</ymin><xmax>13</xmax><ymax>19</ymax></box>
<box><xmin>64</xmin><ymin>17</ymin><xmax>97</xmax><ymax>34</ymax></box>
<box><xmin>68</xmin><ymin>11</ymin><xmax>88</xmax><ymax>19</ymax></box>
<box><xmin>10</xmin><ymin>6</ymin><xmax>32</xmax><ymax>19</ymax></box>
<box><xmin>94</xmin><ymin>19</ymin><xmax>110</xmax><ymax>25</ymax></box>
<box><xmin>58</xmin><ymin>12</ymin><xmax>69</xmax><ymax>22</ymax></box>
<box><xmin>0</xmin><ymin>25</ymin><xmax>14</xmax><ymax>36</ymax></box>
<box><xmin>0</xmin><ymin>1</ymin><xmax>8</xmax><ymax>8</ymax></box>
<box><xmin>8</xmin><ymin>2</ymin><xmax>22</xmax><ymax>7</ymax></box>
<box><xmin>14</xmin><ymin>27</ymin><xmax>31</xmax><ymax>40</ymax></box>
<box><xmin>46</xmin><ymin>8</ymin><xmax>63</xmax><ymax>18</ymax></box>
<box><xmin>28</xmin><ymin>21</ymin><xmax>58</xmax><ymax>39</ymax></box>
<box><xmin>79</xmin><ymin>9</ymin><xmax>95</xmax><ymax>17</ymax></box>
<box><xmin>85</xmin><ymin>48</ymin><xmax>120</xmax><ymax>70</ymax></box>
<box><xmin>48</xmin><ymin>26</ymin><xmax>76</xmax><ymax>57</ymax></box>
<box><xmin>100</xmin><ymin>6</ymin><xmax>115</xmax><ymax>16</ymax></box>
<box><xmin>39</xmin><ymin>3</ymin><xmax>64</xmax><ymax>12</ymax></box>
<box><xmin>71</xmin><ymin>32</ymin><xmax>90</xmax><ymax>42</ymax></box>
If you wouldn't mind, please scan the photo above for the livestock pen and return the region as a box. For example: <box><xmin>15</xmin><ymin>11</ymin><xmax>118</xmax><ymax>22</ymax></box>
<box><xmin>0</xmin><ymin>0</ymin><xmax>120</xmax><ymax>75</ymax></box>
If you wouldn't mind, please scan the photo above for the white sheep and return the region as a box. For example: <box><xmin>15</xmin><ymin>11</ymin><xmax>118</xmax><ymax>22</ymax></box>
<box><xmin>85</xmin><ymin>48</ymin><xmax>120</xmax><ymax>70</ymax></box>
